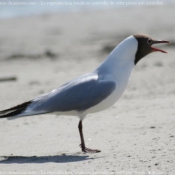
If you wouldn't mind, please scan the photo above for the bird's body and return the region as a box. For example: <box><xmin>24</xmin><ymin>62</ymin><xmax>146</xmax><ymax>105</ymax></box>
<box><xmin>4</xmin><ymin>36</ymin><xmax>137</xmax><ymax>120</ymax></box>
<box><xmin>0</xmin><ymin>34</ymin><xmax>169</xmax><ymax>153</ymax></box>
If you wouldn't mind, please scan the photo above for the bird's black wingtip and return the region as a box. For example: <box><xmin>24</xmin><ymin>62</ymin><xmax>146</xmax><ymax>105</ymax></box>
<box><xmin>0</xmin><ymin>101</ymin><xmax>32</xmax><ymax>119</ymax></box>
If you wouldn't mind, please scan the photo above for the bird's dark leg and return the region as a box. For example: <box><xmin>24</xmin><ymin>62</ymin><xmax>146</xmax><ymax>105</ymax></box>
<box><xmin>78</xmin><ymin>120</ymin><xmax>101</xmax><ymax>153</ymax></box>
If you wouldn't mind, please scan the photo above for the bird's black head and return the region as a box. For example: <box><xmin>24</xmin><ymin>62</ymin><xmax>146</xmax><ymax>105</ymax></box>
<box><xmin>134</xmin><ymin>34</ymin><xmax>169</xmax><ymax>65</ymax></box>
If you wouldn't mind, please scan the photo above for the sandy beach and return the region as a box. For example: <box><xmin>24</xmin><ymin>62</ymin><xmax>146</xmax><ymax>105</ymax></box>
<box><xmin>0</xmin><ymin>4</ymin><xmax>175</xmax><ymax>175</ymax></box>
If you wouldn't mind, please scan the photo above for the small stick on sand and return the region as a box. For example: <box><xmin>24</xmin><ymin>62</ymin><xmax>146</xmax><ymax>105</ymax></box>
<box><xmin>0</xmin><ymin>76</ymin><xmax>17</xmax><ymax>82</ymax></box>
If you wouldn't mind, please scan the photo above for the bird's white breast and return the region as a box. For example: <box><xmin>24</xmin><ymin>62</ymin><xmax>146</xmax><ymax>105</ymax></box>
<box><xmin>84</xmin><ymin>61</ymin><xmax>134</xmax><ymax>115</ymax></box>
<box><xmin>82</xmin><ymin>36</ymin><xmax>138</xmax><ymax>116</ymax></box>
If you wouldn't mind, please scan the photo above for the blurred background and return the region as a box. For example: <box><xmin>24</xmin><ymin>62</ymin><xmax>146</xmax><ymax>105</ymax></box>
<box><xmin>0</xmin><ymin>0</ymin><xmax>174</xmax><ymax>18</ymax></box>
<box><xmin>0</xmin><ymin>0</ymin><xmax>175</xmax><ymax>174</ymax></box>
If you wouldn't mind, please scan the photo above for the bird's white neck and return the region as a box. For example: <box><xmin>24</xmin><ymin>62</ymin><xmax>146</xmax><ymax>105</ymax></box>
<box><xmin>97</xmin><ymin>36</ymin><xmax>138</xmax><ymax>79</ymax></box>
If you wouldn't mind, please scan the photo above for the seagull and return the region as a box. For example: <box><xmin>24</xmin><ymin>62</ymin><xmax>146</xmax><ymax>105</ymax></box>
<box><xmin>0</xmin><ymin>34</ymin><xmax>169</xmax><ymax>153</ymax></box>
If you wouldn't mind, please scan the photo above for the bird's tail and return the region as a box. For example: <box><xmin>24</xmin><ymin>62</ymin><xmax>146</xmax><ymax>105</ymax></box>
<box><xmin>0</xmin><ymin>101</ymin><xmax>32</xmax><ymax>119</ymax></box>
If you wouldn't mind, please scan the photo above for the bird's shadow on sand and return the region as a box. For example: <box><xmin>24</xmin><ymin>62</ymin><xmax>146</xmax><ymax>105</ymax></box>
<box><xmin>0</xmin><ymin>153</ymin><xmax>99</xmax><ymax>164</ymax></box>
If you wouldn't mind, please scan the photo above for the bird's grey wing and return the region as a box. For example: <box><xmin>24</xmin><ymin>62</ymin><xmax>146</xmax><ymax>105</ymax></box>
<box><xmin>27</xmin><ymin>73</ymin><xmax>116</xmax><ymax>113</ymax></box>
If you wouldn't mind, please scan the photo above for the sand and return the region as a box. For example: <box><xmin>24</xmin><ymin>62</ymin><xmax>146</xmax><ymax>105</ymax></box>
<box><xmin>0</xmin><ymin>5</ymin><xmax>175</xmax><ymax>175</ymax></box>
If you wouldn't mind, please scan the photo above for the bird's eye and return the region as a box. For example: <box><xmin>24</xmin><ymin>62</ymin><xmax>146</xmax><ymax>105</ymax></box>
<box><xmin>147</xmin><ymin>39</ymin><xmax>152</xmax><ymax>44</ymax></box>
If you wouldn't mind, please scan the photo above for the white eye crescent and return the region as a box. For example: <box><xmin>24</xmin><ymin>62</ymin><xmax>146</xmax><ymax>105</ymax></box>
<box><xmin>147</xmin><ymin>39</ymin><xmax>152</xmax><ymax>44</ymax></box>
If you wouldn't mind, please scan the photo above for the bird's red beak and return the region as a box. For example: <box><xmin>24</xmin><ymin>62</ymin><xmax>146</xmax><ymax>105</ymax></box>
<box><xmin>151</xmin><ymin>40</ymin><xmax>170</xmax><ymax>53</ymax></box>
